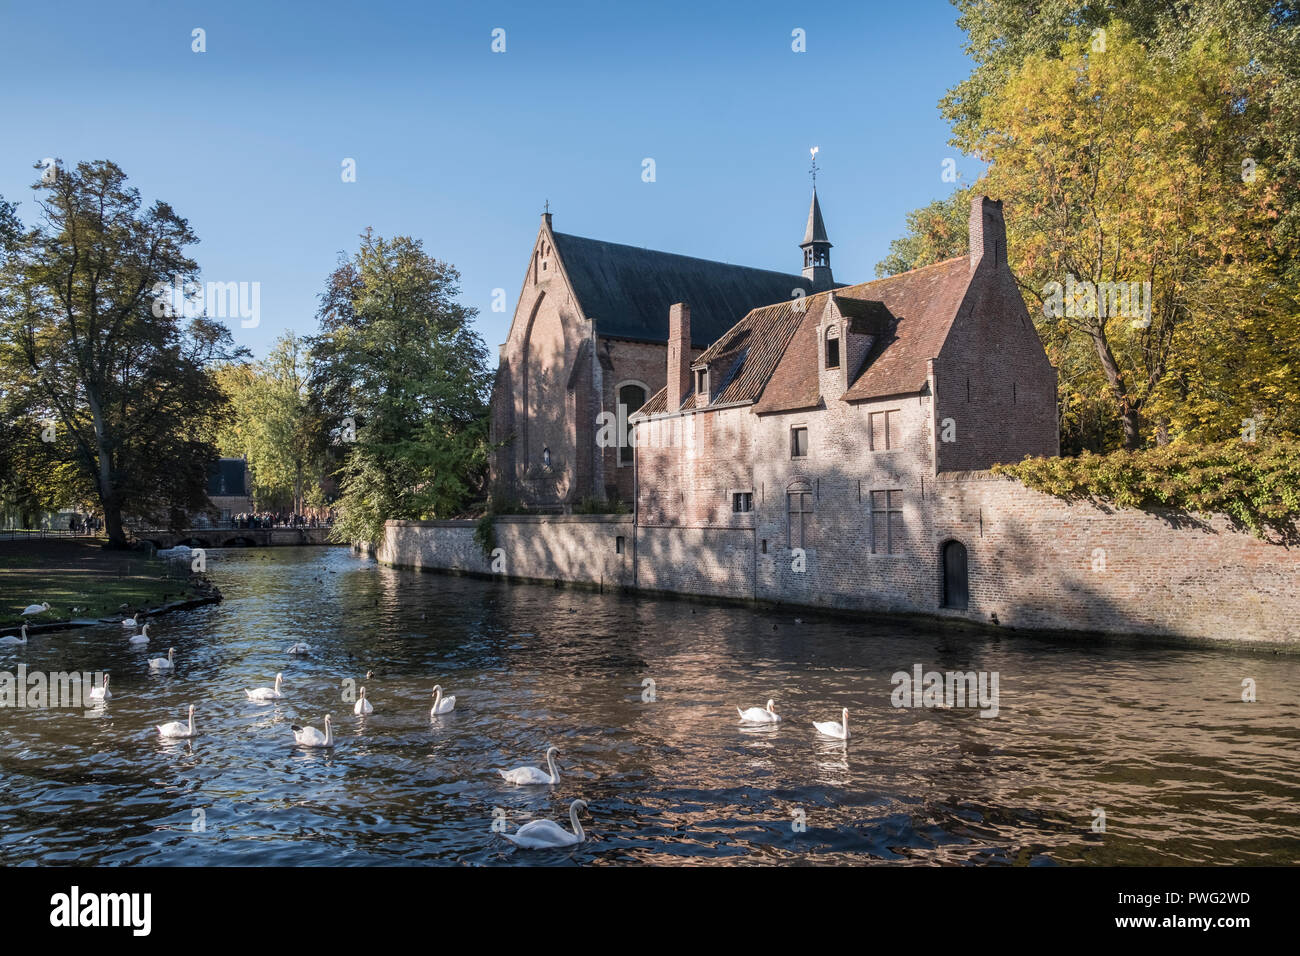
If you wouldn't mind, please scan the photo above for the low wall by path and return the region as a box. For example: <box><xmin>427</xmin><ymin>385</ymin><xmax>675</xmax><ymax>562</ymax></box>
<box><xmin>379</xmin><ymin>515</ymin><xmax>633</xmax><ymax>590</ymax></box>
<box><xmin>378</xmin><ymin>478</ymin><xmax>1300</xmax><ymax>647</ymax></box>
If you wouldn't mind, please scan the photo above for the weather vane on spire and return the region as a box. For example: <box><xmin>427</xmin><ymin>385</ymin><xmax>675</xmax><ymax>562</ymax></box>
<box><xmin>809</xmin><ymin>146</ymin><xmax>819</xmax><ymax>186</ymax></box>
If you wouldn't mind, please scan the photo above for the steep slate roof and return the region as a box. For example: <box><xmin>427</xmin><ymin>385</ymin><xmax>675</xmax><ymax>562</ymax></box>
<box><xmin>637</xmin><ymin>255</ymin><xmax>973</xmax><ymax>417</ymax></box>
<box><xmin>551</xmin><ymin>232</ymin><xmax>813</xmax><ymax>349</ymax></box>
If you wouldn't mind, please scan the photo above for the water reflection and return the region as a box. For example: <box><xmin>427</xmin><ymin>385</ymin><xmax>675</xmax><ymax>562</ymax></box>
<box><xmin>0</xmin><ymin>545</ymin><xmax>1297</xmax><ymax>866</ymax></box>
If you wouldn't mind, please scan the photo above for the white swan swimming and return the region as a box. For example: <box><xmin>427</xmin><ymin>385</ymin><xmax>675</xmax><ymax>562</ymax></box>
<box><xmin>430</xmin><ymin>684</ymin><xmax>456</xmax><ymax>716</ymax></box>
<box><xmin>498</xmin><ymin>746</ymin><xmax>560</xmax><ymax>785</ymax></box>
<box><xmin>813</xmin><ymin>707</ymin><xmax>850</xmax><ymax>740</ymax></box>
<box><xmin>503</xmin><ymin>799</ymin><xmax>588</xmax><ymax>849</ymax></box>
<box><xmin>354</xmin><ymin>686</ymin><xmax>373</xmax><ymax>715</ymax></box>
<box><xmin>0</xmin><ymin>624</ymin><xmax>28</xmax><ymax>645</ymax></box>
<box><xmin>89</xmin><ymin>673</ymin><xmax>111</xmax><ymax>702</ymax></box>
<box><xmin>21</xmin><ymin>602</ymin><xmax>50</xmax><ymax>616</ymax></box>
<box><xmin>246</xmin><ymin>673</ymin><xmax>284</xmax><ymax>702</ymax></box>
<box><xmin>148</xmin><ymin>647</ymin><xmax>176</xmax><ymax>671</ymax></box>
<box><xmin>121</xmin><ymin>616</ymin><xmax>139</xmax><ymax>628</ymax></box>
<box><xmin>286</xmin><ymin>642</ymin><xmax>311</xmax><ymax>656</ymax></box>
<box><xmin>737</xmin><ymin>699</ymin><xmax>781</xmax><ymax>724</ymax></box>
<box><xmin>158</xmin><ymin>704</ymin><xmax>196</xmax><ymax>739</ymax></box>
<box><xmin>292</xmin><ymin>715</ymin><xmax>334</xmax><ymax>748</ymax></box>
<box><xmin>128</xmin><ymin>623</ymin><xmax>151</xmax><ymax>645</ymax></box>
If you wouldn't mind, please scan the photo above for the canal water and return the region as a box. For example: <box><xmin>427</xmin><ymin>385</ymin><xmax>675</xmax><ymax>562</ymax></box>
<box><xmin>1</xmin><ymin>546</ymin><xmax>1297</xmax><ymax>865</ymax></box>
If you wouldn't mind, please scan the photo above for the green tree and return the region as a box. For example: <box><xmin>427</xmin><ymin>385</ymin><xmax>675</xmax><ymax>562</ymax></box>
<box><xmin>0</xmin><ymin>161</ymin><xmax>244</xmax><ymax>546</ymax></box>
<box><xmin>309</xmin><ymin>230</ymin><xmax>491</xmax><ymax>545</ymax></box>
<box><xmin>978</xmin><ymin>25</ymin><xmax>1296</xmax><ymax>449</ymax></box>
<box><xmin>215</xmin><ymin>332</ymin><xmax>325</xmax><ymax>513</ymax></box>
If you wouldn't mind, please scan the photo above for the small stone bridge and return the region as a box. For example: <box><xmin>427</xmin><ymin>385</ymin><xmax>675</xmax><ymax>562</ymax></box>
<box><xmin>130</xmin><ymin>527</ymin><xmax>340</xmax><ymax>549</ymax></box>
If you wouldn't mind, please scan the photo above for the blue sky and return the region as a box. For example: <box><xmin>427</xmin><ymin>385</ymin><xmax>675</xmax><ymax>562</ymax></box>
<box><xmin>0</xmin><ymin>0</ymin><xmax>982</xmax><ymax>362</ymax></box>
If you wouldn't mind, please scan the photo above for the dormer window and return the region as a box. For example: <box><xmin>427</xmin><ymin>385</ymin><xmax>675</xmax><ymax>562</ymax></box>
<box><xmin>825</xmin><ymin>327</ymin><xmax>840</xmax><ymax>370</ymax></box>
<box><xmin>695</xmin><ymin>368</ymin><xmax>708</xmax><ymax>402</ymax></box>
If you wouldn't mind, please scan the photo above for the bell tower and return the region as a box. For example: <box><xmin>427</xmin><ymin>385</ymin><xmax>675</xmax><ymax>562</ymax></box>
<box><xmin>800</xmin><ymin>148</ymin><xmax>833</xmax><ymax>292</ymax></box>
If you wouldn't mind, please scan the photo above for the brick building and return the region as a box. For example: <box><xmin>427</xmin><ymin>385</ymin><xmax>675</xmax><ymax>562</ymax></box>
<box><xmin>489</xmin><ymin>194</ymin><xmax>838</xmax><ymax>509</ymax></box>
<box><xmin>630</xmin><ymin>195</ymin><xmax>1059</xmax><ymax>611</ymax></box>
<box><xmin>386</xmin><ymin>195</ymin><xmax>1300</xmax><ymax>644</ymax></box>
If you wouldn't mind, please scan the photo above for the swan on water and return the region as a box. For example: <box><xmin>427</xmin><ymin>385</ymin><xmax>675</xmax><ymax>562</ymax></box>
<box><xmin>89</xmin><ymin>673</ymin><xmax>111</xmax><ymax>702</ymax></box>
<box><xmin>0</xmin><ymin>624</ymin><xmax>28</xmax><ymax>645</ymax></box>
<box><xmin>503</xmin><ymin>799</ymin><xmax>588</xmax><ymax>849</ymax></box>
<box><xmin>813</xmin><ymin>707</ymin><xmax>850</xmax><ymax>740</ymax></box>
<box><xmin>737</xmin><ymin>699</ymin><xmax>780</xmax><ymax>724</ymax></box>
<box><xmin>498</xmin><ymin>746</ymin><xmax>560</xmax><ymax>785</ymax></box>
<box><xmin>430</xmin><ymin>684</ymin><xmax>456</xmax><ymax>716</ymax></box>
<box><xmin>354</xmin><ymin>686</ymin><xmax>373</xmax><ymax>715</ymax></box>
<box><xmin>246</xmin><ymin>673</ymin><xmax>284</xmax><ymax>702</ymax></box>
<box><xmin>128</xmin><ymin>623</ymin><xmax>151</xmax><ymax>645</ymax></box>
<box><xmin>21</xmin><ymin>602</ymin><xmax>50</xmax><ymax>616</ymax></box>
<box><xmin>286</xmin><ymin>642</ymin><xmax>311</xmax><ymax>656</ymax></box>
<box><xmin>292</xmin><ymin>715</ymin><xmax>334</xmax><ymax>748</ymax></box>
<box><xmin>158</xmin><ymin>704</ymin><xmax>196</xmax><ymax>739</ymax></box>
<box><xmin>148</xmin><ymin>647</ymin><xmax>176</xmax><ymax>671</ymax></box>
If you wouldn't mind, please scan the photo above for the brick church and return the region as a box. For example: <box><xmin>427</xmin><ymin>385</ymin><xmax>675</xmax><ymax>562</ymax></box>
<box><xmin>489</xmin><ymin>192</ymin><xmax>841</xmax><ymax>508</ymax></box>
<box><xmin>490</xmin><ymin>190</ymin><xmax>1060</xmax><ymax>603</ymax></box>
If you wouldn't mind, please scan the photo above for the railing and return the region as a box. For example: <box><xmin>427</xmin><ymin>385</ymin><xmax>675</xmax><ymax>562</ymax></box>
<box><xmin>0</xmin><ymin>528</ymin><xmax>102</xmax><ymax>540</ymax></box>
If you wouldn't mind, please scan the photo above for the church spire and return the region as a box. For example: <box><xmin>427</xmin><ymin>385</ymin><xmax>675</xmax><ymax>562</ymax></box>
<box><xmin>800</xmin><ymin>185</ymin><xmax>833</xmax><ymax>292</ymax></box>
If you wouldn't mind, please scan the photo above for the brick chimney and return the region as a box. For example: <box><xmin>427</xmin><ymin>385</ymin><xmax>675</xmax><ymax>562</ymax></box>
<box><xmin>667</xmin><ymin>302</ymin><xmax>691</xmax><ymax>412</ymax></box>
<box><xmin>969</xmin><ymin>195</ymin><xmax>1006</xmax><ymax>274</ymax></box>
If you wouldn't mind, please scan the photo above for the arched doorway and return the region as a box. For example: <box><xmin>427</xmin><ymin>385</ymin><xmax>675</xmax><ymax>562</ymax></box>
<box><xmin>941</xmin><ymin>540</ymin><xmax>968</xmax><ymax>609</ymax></box>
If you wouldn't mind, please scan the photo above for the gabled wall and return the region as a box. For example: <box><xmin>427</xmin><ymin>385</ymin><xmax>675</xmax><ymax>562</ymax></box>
<box><xmin>932</xmin><ymin>241</ymin><xmax>1059</xmax><ymax>473</ymax></box>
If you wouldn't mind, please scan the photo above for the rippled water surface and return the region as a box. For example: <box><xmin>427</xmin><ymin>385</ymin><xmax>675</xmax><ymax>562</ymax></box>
<box><xmin>1</xmin><ymin>546</ymin><xmax>1297</xmax><ymax>866</ymax></box>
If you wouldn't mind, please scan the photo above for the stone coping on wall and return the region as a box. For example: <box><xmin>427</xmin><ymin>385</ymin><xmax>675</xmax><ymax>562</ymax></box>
<box><xmin>935</xmin><ymin>469</ymin><xmax>1006</xmax><ymax>482</ymax></box>
<box><xmin>387</xmin><ymin>514</ymin><xmax>634</xmax><ymax>528</ymax></box>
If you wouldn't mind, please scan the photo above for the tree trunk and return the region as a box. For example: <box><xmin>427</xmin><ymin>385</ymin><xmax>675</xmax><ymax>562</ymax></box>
<box><xmin>102</xmin><ymin>502</ymin><xmax>128</xmax><ymax>549</ymax></box>
<box><xmin>1090</xmin><ymin>327</ymin><xmax>1142</xmax><ymax>450</ymax></box>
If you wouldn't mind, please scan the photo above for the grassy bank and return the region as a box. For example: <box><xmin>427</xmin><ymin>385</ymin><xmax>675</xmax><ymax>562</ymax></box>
<box><xmin>0</xmin><ymin>538</ymin><xmax>209</xmax><ymax>628</ymax></box>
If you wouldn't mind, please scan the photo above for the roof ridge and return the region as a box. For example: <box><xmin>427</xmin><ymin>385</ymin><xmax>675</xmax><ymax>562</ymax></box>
<box><xmin>551</xmin><ymin>231</ymin><xmax>806</xmax><ymax>282</ymax></box>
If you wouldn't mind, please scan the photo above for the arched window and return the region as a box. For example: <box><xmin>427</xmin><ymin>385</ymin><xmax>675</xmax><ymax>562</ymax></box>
<box><xmin>617</xmin><ymin>382</ymin><xmax>648</xmax><ymax>465</ymax></box>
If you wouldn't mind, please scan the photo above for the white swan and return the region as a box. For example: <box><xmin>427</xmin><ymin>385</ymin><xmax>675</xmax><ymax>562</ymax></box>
<box><xmin>813</xmin><ymin>707</ymin><xmax>850</xmax><ymax>740</ymax></box>
<box><xmin>503</xmin><ymin>799</ymin><xmax>588</xmax><ymax>849</ymax></box>
<box><xmin>89</xmin><ymin>673</ymin><xmax>111</xmax><ymax>702</ymax></box>
<box><xmin>0</xmin><ymin>624</ymin><xmax>28</xmax><ymax>645</ymax></box>
<box><xmin>292</xmin><ymin>715</ymin><xmax>334</xmax><ymax>748</ymax></box>
<box><xmin>21</xmin><ymin>602</ymin><xmax>50</xmax><ymax>616</ymax></box>
<box><xmin>246</xmin><ymin>673</ymin><xmax>284</xmax><ymax>702</ymax></box>
<box><xmin>286</xmin><ymin>642</ymin><xmax>311</xmax><ymax>655</ymax></box>
<box><xmin>354</xmin><ymin>686</ymin><xmax>373</xmax><ymax>715</ymax></box>
<box><xmin>498</xmin><ymin>746</ymin><xmax>560</xmax><ymax>785</ymax></box>
<box><xmin>128</xmin><ymin>623</ymin><xmax>151</xmax><ymax>645</ymax></box>
<box><xmin>430</xmin><ymin>684</ymin><xmax>456</xmax><ymax>716</ymax></box>
<box><xmin>148</xmin><ymin>647</ymin><xmax>176</xmax><ymax>671</ymax></box>
<box><xmin>121</xmin><ymin>616</ymin><xmax>139</xmax><ymax>628</ymax></box>
<box><xmin>157</xmin><ymin>704</ymin><xmax>196</xmax><ymax>739</ymax></box>
<box><xmin>737</xmin><ymin>699</ymin><xmax>780</xmax><ymax>724</ymax></box>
